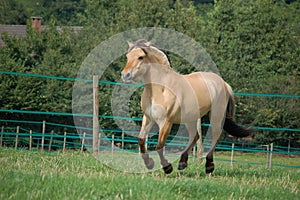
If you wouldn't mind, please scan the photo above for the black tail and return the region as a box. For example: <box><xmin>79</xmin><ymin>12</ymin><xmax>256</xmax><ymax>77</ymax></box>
<box><xmin>223</xmin><ymin>95</ymin><xmax>252</xmax><ymax>138</ymax></box>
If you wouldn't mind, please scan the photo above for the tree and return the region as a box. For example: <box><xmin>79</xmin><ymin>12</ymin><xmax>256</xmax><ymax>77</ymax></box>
<box><xmin>0</xmin><ymin>0</ymin><xmax>29</xmax><ymax>24</ymax></box>
<box><xmin>204</xmin><ymin>0</ymin><xmax>300</xmax><ymax>145</ymax></box>
<box><xmin>0</xmin><ymin>19</ymin><xmax>80</xmax><ymax>132</ymax></box>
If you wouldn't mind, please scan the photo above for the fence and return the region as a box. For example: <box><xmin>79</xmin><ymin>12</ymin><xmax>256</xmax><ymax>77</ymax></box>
<box><xmin>0</xmin><ymin>118</ymin><xmax>299</xmax><ymax>168</ymax></box>
<box><xmin>0</xmin><ymin>70</ymin><xmax>299</xmax><ymax>169</ymax></box>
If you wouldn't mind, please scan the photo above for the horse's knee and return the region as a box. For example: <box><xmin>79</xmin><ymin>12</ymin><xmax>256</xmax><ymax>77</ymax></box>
<box><xmin>155</xmin><ymin>143</ymin><xmax>164</xmax><ymax>151</ymax></box>
<box><xmin>138</xmin><ymin>137</ymin><xmax>145</xmax><ymax>145</ymax></box>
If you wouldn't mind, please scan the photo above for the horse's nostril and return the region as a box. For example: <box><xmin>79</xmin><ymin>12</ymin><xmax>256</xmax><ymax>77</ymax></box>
<box><xmin>122</xmin><ymin>72</ymin><xmax>132</xmax><ymax>81</ymax></box>
<box><xmin>125</xmin><ymin>73</ymin><xmax>131</xmax><ymax>79</ymax></box>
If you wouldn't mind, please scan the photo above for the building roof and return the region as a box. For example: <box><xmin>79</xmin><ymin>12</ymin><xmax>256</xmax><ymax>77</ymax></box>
<box><xmin>0</xmin><ymin>25</ymin><xmax>27</xmax><ymax>46</ymax></box>
<box><xmin>0</xmin><ymin>25</ymin><xmax>82</xmax><ymax>46</ymax></box>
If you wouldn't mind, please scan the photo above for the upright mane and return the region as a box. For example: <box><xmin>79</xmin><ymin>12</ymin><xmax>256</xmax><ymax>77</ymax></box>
<box><xmin>128</xmin><ymin>39</ymin><xmax>171</xmax><ymax>67</ymax></box>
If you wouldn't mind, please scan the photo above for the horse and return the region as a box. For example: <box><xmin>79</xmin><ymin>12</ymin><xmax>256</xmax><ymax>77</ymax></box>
<box><xmin>121</xmin><ymin>39</ymin><xmax>252</xmax><ymax>174</ymax></box>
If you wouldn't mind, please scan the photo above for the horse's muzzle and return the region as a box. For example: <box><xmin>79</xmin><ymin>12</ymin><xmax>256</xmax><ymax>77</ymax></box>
<box><xmin>121</xmin><ymin>72</ymin><xmax>133</xmax><ymax>82</ymax></box>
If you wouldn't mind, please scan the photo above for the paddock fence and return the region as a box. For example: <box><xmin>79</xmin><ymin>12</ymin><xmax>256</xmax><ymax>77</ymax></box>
<box><xmin>0</xmin><ymin>70</ymin><xmax>299</xmax><ymax>169</ymax></box>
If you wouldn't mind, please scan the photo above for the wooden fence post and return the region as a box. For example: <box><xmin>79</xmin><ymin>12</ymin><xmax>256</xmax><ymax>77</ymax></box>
<box><xmin>230</xmin><ymin>143</ymin><xmax>235</xmax><ymax>168</ymax></box>
<box><xmin>41</xmin><ymin>120</ymin><xmax>46</xmax><ymax>151</ymax></box>
<box><xmin>48</xmin><ymin>130</ymin><xmax>54</xmax><ymax>151</ymax></box>
<box><xmin>29</xmin><ymin>130</ymin><xmax>32</xmax><ymax>150</ymax></box>
<box><xmin>37</xmin><ymin>139</ymin><xmax>39</xmax><ymax>149</ymax></box>
<box><xmin>122</xmin><ymin>130</ymin><xmax>125</xmax><ymax>149</ymax></box>
<box><xmin>98</xmin><ymin>133</ymin><xmax>101</xmax><ymax>152</ymax></box>
<box><xmin>193</xmin><ymin>145</ymin><xmax>196</xmax><ymax>159</ymax></box>
<box><xmin>111</xmin><ymin>134</ymin><xmax>115</xmax><ymax>154</ymax></box>
<box><xmin>93</xmin><ymin>75</ymin><xmax>99</xmax><ymax>157</ymax></box>
<box><xmin>15</xmin><ymin>126</ymin><xmax>19</xmax><ymax>149</ymax></box>
<box><xmin>266</xmin><ymin>144</ymin><xmax>270</xmax><ymax>168</ymax></box>
<box><xmin>269</xmin><ymin>143</ymin><xmax>273</xmax><ymax>168</ymax></box>
<box><xmin>81</xmin><ymin>132</ymin><xmax>86</xmax><ymax>152</ymax></box>
<box><xmin>63</xmin><ymin>131</ymin><xmax>67</xmax><ymax>152</ymax></box>
<box><xmin>288</xmin><ymin>139</ymin><xmax>291</xmax><ymax>154</ymax></box>
<box><xmin>0</xmin><ymin>126</ymin><xmax>4</xmax><ymax>148</ymax></box>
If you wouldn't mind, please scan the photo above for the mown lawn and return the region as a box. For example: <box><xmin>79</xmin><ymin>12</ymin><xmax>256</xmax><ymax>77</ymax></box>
<box><xmin>0</xmin><ymin>149</ymin><xmax>299</xmax><ymax>200</ymax></box>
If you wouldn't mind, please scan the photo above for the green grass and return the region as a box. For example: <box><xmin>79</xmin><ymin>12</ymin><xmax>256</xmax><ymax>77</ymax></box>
<box><xmin>0</xmin><ymin>149</ymin><xmax>299</xmax><ymax>200</ymax></box>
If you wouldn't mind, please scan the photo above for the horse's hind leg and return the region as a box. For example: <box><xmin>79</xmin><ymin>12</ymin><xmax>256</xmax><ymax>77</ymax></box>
<box><xmin>178</xmin><ymin>122</ymin><xmax>199</xmax><ymax>170</ymax></box>
<box><xmin>205</xmin><ymin>147</ymin><xmax>215</xmax><ymax>174</ymax></box>
<box><xmin>205</xmin><ymin>105</ymin><xmax>226</xmax><ymax>174</ymax></box>
<box><xmin>156</xmin><ymin>120</ymin><xmax>173</xmax><ymax>174</ymax></box>
<box><xmin>139</xmin><ymin>115</ymin><xmax>155</xmax><ymax>170</ymax></box>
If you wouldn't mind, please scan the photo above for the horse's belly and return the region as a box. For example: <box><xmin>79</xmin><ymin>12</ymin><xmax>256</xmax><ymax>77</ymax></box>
<box><xmin>174</xmin><ymin>108</ymin><xmax>202</xmax><ymax>123</ymax></box>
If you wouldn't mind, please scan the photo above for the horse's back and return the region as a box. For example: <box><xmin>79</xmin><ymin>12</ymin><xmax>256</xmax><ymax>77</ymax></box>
<box><xmin>183</xmin><ymin>72</ymin><xmax>230</xmax><ymax>117</ymax></box>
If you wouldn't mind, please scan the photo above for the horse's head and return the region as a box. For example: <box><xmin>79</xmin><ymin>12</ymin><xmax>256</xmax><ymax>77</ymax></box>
<box><xmin>121</xmin><ymin>40</ymin><xmax>151</xmax><ymax>82</ymax></box>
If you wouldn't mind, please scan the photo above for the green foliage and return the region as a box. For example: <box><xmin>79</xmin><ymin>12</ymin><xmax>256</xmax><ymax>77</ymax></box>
<box><xmin>0</xmin><ymin>0</ymin><xmax>299</xmax><ymax>144</ymax></box>
<box><xmin>203</xmin><ymin>0</ymin><xmax>300</xmax><ymax>145</ymax></box>
<box><xmin>0</xmin><ymin>20</ymin><xmax>80</xmax><ymax>129</ymax></box>
<box><xmin>205</xmin><ymin>0</ymin><xmax>300</xmax><ymax>87</ymax></box>
<box><xmin>0</xmin><ymin>0</ymin><xmax>29</xmax><ymax>24</ymax></box>
<box><xmin>0</xmin><ymin>0</ymin><xmax>85</xmax><ymax>25</ymax></box>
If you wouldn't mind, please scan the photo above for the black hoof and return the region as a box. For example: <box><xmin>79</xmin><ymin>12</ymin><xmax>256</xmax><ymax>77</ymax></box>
<box><xmin>178</xmin><ymin>162</ymin><xmax>187</xmax><ymax>170</ymax></box>
<box><xmin>163</xmin><ymin>163</ymin><xmax>173</xmax><ymax>174</ymax></box>
<box><xmin>145</xmin><ymin>158</ymin><xmax>154</xmax><ymax>170</ymax></box>
<box><xmin>205</xmin><ymin>162</ymin><xmax>215</xmax><ymax>174</ymax></box>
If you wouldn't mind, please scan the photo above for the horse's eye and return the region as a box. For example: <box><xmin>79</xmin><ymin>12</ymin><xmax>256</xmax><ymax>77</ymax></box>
<box><xmin>138</xmin><ymin>56</ymin><xmax>144</xmax><ymax>60</ymax></box>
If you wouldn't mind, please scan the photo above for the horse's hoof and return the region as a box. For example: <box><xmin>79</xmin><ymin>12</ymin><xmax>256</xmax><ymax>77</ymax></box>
<box><xmin>178</xmin><ymin>162</ymin><xmax>187</xmax><ymax>170</ymax></box>
<box><xmin>163</xmin><ymin>163</ymin><xmax>173</xmax><ymax>174</ymax></box>
<box><xmin>205</xmin><ymin>162</ymin><xmax>215</xmax><ymax>174</ymax></box>
<box><xmin>145</xmin><ymin>158</ymin><xmax>154</xmax><ymax>170</ymax></box>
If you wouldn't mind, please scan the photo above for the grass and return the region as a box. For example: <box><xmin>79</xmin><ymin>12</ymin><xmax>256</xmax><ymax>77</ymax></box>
<box><xmin>0</xmin><ymin>149</ymin><xmax>299</xmax><ymax>200</ymax></box>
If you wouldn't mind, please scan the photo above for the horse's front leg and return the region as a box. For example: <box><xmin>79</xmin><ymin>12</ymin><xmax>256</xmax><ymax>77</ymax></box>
<box><xmin>139</xmin><ymin>115</ymin><xmax>155</xmax><ymax>170</ymax></box>
<box><xmin>156</xmin><ymin>120</ymin><xmax>173</xmax><ymax>174</ymax></box>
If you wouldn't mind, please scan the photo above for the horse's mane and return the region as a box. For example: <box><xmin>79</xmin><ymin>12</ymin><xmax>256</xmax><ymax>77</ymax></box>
<box><xmin>129</xmin><ymin>39</ymin><xmax>171</xmax><ymax>67</ymax></box>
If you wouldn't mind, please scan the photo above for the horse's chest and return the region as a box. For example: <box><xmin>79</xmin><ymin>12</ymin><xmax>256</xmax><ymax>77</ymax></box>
<box><xmin>144</xmin><ymin>103</ymin><xmax>167</xmax><ymax>121</ymax></box>
<box><xmin>141</xmin><ymin>87</ymin><xmax>179</xmax><ymax>122</ymax></box>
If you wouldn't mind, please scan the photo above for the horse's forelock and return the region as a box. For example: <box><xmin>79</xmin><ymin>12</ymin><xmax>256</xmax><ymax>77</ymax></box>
<box><xmin>128</xmin><ymin>39</ymin><xmax>151</xmax><ymax>52</ymax></box>
<box><xmin>128</xmin><ymin>39</ymin><xmax>171</xmax><ymax>67</ymax></box>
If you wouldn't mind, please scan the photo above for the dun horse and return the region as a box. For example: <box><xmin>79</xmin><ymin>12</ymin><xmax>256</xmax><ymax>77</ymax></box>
<box><xmin>121</xmin><ymin>39</ymin><xmax>251</xmax><ymax>174</ymax></box>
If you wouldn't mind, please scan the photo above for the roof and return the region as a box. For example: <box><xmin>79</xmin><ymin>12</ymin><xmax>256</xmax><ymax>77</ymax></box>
<box><xmin>0</xmin><ymin>25</ymin><xmax>27</xmax><ymax>46</ymax></box>
<box><xmin>0</xmin><ymin>25</ymin><xmax>83</xmax><ymax>46</ymax></box>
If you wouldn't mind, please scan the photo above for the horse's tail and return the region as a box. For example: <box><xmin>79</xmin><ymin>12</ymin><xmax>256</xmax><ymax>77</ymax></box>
<box><xmin>223</xmin><ymin>84</ymin><xmax>252</xmax><ymax>138</ymax></box>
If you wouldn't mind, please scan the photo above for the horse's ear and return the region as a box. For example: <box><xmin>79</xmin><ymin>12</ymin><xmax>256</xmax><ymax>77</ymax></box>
<box><xmin>127</xmin><ymin>41</ymin><xmax>134</xmax><ymax>48</ymax></box>
<box><xmin>145</xmin><ymin>41</ymin><xmax>151</xmax><ymax>46</ymax></box>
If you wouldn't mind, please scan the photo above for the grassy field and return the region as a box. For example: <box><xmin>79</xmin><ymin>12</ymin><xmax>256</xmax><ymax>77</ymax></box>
<box><xmin>0</xmin><ymin>149</ymin><xmax>299</xmax><ymax>200</ymax></box>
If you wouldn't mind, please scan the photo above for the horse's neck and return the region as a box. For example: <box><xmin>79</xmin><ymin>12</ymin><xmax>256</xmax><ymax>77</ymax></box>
<box><xmin>143</xmin><ymin>62</ymin><xmax>178</xmax><ymax>86</ymax></box>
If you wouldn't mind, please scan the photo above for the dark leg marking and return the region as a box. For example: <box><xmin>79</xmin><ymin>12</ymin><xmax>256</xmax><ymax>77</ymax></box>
<box><xmin>178</xmin><ymin>152</ymin><xmax>188</xmax><ymax>170</ymax></box>
<box><xmin>141</xmin><ymin>153</ymin><xmax>154</xmax><ymax>170</ymax></box>
<box><xmin>139</xmin><ymin>138</ymin><xmax>155</xmax><ymax>170</ymax></box>
<box><xmin>178</xmin><ymin>133</ymin><xmax>199</xmax><ymax>171</ymax></box>
<box><xmin>156</xmin><ymin>145</ymin><xmax>173</xmax><ymax>174</ymax></box>
<box><xmin>205</xmin><ymin>157</ymin><xmax>215</xmax><ymax>174</ymax></box>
